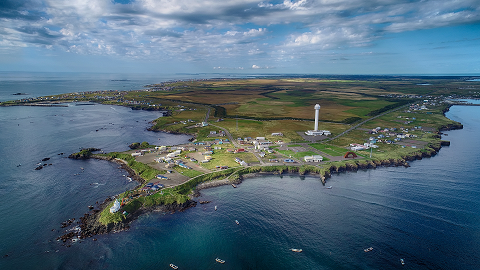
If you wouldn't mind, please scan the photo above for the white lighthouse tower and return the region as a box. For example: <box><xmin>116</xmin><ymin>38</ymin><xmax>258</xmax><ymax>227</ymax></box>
<box><xmin>314</xmin><ymin>104</ymin><xmax>321</xmax><ymax>131</ymax></box>
<box><xmin>305</xmin><ymin>103</ymin><xmax>331</xmax><ymax>136</ymax></box>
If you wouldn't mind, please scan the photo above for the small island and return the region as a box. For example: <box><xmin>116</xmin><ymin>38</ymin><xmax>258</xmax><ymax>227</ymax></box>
<box><xmin>2</xmin><ymin>76</ymin><xmax>477</xmax><ymax>241</ymax></box>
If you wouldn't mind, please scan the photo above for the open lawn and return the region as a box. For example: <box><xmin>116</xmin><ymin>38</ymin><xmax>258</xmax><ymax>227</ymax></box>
<box><xmin>309</xmin><ymin>143</ymin><xmax>349</xmax><ymax>156</ymax></box>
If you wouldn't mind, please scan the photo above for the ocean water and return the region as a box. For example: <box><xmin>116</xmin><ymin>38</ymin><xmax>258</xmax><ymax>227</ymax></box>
<box><xmin>1</xmin><ymin>74</ymin><xmax>480</xmax><ymax>269</ymax></box>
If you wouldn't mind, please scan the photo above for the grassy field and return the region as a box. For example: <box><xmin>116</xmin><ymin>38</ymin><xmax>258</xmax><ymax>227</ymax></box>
<box><xmin>308</xmin><ymin>143</ymin><xmax>349</xmax><ymax>156</ymax></box>
<box><xmin>174</xmin><ymin>166</ymin><xmax>204</xmax><ymax>178</ymax></box>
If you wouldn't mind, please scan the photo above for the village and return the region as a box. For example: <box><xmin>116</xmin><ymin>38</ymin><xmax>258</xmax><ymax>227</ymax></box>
<box><xmin>121</xmin><ymin>115</ymin><xmax>434</xmax><ymax>202</ymax></box>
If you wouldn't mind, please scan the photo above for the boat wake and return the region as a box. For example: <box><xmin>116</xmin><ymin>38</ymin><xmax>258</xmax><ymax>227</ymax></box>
<box><xmin>91</xmin><ymin>183</ymin><xmax>106</xmax><ymax>188</ymax></box>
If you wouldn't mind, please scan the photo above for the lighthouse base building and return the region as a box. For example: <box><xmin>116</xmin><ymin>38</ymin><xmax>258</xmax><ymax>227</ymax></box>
<box><xmin>305</xmin><ymin>130</ymin><xmax>331</xmax><ymax>136</ymax></box>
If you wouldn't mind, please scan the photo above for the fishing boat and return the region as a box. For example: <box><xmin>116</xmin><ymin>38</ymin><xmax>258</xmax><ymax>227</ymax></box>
<box><xmin>215</xmin><ymin>258</ymin><xmax>225</xmax><ymax>264</ymax></box>
<box><xmin>326</xmin><ymin>186</ymin><xmax>332</xmax><ymax>189</ymax></box>
<box><xmin>364</xmin><ymin>247</ymin><xmax>373</xmax><ymax>252</ymax></box>
<box><xmin>169</xmin><ymin>264</ymin><xmax>178</xmax><ymax>269</ymax></box>
<box><xmin>215</xmin><ymin>206</ymin><xmax>217</xmax><ymax>211</ymax></box>
<box><xmin>290</xmin><ymin>248</ymin><xmax>303</xmax><ymax>253</ymax></box>
<box><xmin>235</xmin><ymin>220</ymin><xmax>239</xmax><ymax>225</ymax></box>
<box><xmin>400</xmin><ymin>258</ymin><xmax>405</xmax><ymax>265</ymax></box>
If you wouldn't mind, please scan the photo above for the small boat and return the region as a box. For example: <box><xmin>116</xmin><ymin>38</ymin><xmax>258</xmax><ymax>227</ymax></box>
<box><xmin>215</xmin><ymin>206</ymin><xmax>217</xmax><ymax>211</ymax></box>
<box><xmin>235</xmin><ymin>220</ymin><xmax>239</xmax><ymax>225</ymax></box>
<box><xmin>400</xmin><ymin>258</ymin><xmax>405</xmax><ymax>265</ymax></box>
<box><xmin>326</xmin><ymin>186</ymin><xmax>332</xmax><ymax>189</ymax></box>
<box><xmin>169</xmin><ymin>263</ymin><xmax>178</xmax><ymax>269</ymax></box>
<box><xmin>232</xmin><ymin>184</ymin><xmax>237</xmax><ymax>188</ymax></box>
<box><xmin>215</xmin><ymin>258</ymin><xmax>225</xmax><ymax>264</ymax></box>
<box><xmin>290</xmin><ymin>248</ymin><xmax>303</xmax><ymax>253</ymax></box>
<box><xmin>364</xmin><ymin>247</ymin><xmax>373</xmax><ymax>252</ymax></box>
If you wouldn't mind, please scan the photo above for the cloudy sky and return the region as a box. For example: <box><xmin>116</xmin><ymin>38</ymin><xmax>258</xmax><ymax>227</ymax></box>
<box><xmin>1</xmin><ymin>0</ymin><xmax>480</xmax><ymax>74</ymax></box>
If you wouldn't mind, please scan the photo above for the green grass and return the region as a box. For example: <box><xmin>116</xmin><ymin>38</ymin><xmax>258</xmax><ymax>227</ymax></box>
<box><xmin>175</xmin><ymin>166</ymin><xmax>204</xmax><ymax>178</ymax></box>
<box><xmin>100</xmin><ymin>152</ymin><xmax>165</xmax><ymax>181</ymax></box>
<box><xmin>99</xmin><ymin>187</ymin><xmax>189</xmax><ymax>225</ymax></box>
<box><xmin>308</xmin><ymin>143</ymin><xmax>348</xmax><ymax>156</ymax></box>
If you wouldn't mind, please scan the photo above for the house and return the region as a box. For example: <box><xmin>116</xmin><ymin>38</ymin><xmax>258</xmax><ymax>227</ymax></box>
<box><xmin>178</xmin><ymin>163</ymin><xmax>191</xmax><ymax>169</ymax></box>
<box><xmin>350</xmin><ymin>143</ymin><xmax>367</xmax><ymax>151</ymax></box>
<box><xmin>364</xmin><ymin>143</ymin><xmax>378</xmax><ymax>148</ymax></box>
<box><xmin>304</xmin><ymin>155</ymin><xmax>323</xmax><ymax>162</ymax></box>
<box><xmin>253</xmin><ymin>140</ymin><xmax>272</xmax><ymax>150</ymax></box>
<box><xmin>151</xmin><ymin>184</ymin><xmax>164</xmax><ymax>191</ymax></box>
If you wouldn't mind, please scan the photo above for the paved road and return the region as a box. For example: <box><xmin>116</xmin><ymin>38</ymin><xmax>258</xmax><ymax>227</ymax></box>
<box><xmin>204</xmin><ymin>106</ymin><xmax>211</xmax><ymax>122</ymax></box>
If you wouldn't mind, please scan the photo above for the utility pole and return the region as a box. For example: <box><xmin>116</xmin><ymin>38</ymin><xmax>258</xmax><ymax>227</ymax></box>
<box><xmin>370</xmin><ymin>141</ymin><xmax>373</xmax><ymax>158</ymax></box>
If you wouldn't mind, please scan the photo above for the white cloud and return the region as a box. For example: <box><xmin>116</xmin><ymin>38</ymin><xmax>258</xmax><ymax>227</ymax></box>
<box><xmin>1</xmin><ymin>0</ymin><xmax>479</xmax><ymax>65</ymax></box>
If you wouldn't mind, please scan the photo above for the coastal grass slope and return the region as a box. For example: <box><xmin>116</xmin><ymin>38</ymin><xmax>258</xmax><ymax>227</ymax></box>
<box><xmin>9</xmin><ymin>76</ymin><xmax>476</xmax><ymax>234</ymax></box>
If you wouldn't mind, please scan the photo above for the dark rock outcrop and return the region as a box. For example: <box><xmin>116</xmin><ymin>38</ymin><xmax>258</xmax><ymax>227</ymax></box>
<box><xmin>77</xmin><ymin>200</ymin><xmax>197</xmax><ymax>239</ymax></box>
<box><xmin>68</xmin><ymin>148</ymin><xmax>101</xmax><ymax>159</ymax></box>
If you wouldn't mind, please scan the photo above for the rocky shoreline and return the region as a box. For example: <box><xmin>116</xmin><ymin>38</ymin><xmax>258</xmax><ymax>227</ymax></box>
<box><xmin>78</xmin><ymin>200</ymin><xmax>197</xmax><ymax>239</ymax></box>
<box><xmin>58</xmin><ymin>123</ymin><xmax>463</xmax><ymax>244</ymax></box>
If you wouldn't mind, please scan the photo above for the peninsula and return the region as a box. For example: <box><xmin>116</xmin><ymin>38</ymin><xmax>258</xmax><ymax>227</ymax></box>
<box><xmin>2</xmin><ymin>75</ymin><xmax>477</xmax><ymax>240</ymax></box>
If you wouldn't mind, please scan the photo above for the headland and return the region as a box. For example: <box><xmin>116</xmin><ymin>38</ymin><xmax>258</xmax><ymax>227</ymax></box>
<box><xmin>1</xmin><ymin>75</ymin><xmax>476</xmax><ymax>242</ymax></box>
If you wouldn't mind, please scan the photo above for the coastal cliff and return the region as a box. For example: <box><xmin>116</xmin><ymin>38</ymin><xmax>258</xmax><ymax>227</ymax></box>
<box><xmin>77</xmin><ymin>200</ymin><xmax>197</xmax><ymax>238</ymax></box>
<box><xmin>59</xmin><ymin>124</ymin><xmax>462</xmax><ymax>241</ymax></box>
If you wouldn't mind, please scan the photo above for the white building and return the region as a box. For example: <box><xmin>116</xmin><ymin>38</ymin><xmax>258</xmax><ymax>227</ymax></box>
<box><xmin>253</xmin><ymin>140</ymin><xmax>272</xmax><ymax>150</ymax></box>
<box><xmin>110</xmin><ymin>199</ymin><xmax>121</xmax><ymax>213</ymax></box>
<box><xmin>304</xmin><ymin>155</ymin><xmax>324</xmax><ymax>162</ymax></box>
<box><xmin>305</xmin><ymin>130</ymin><xmax>331</xmax><ymax>136</ymax></box>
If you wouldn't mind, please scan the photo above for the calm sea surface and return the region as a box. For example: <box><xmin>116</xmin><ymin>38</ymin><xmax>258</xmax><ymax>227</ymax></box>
<box><xmin>1</xmin><ymin>74</ymin><xmax>479</xmax><ymax>270</ymax></box>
